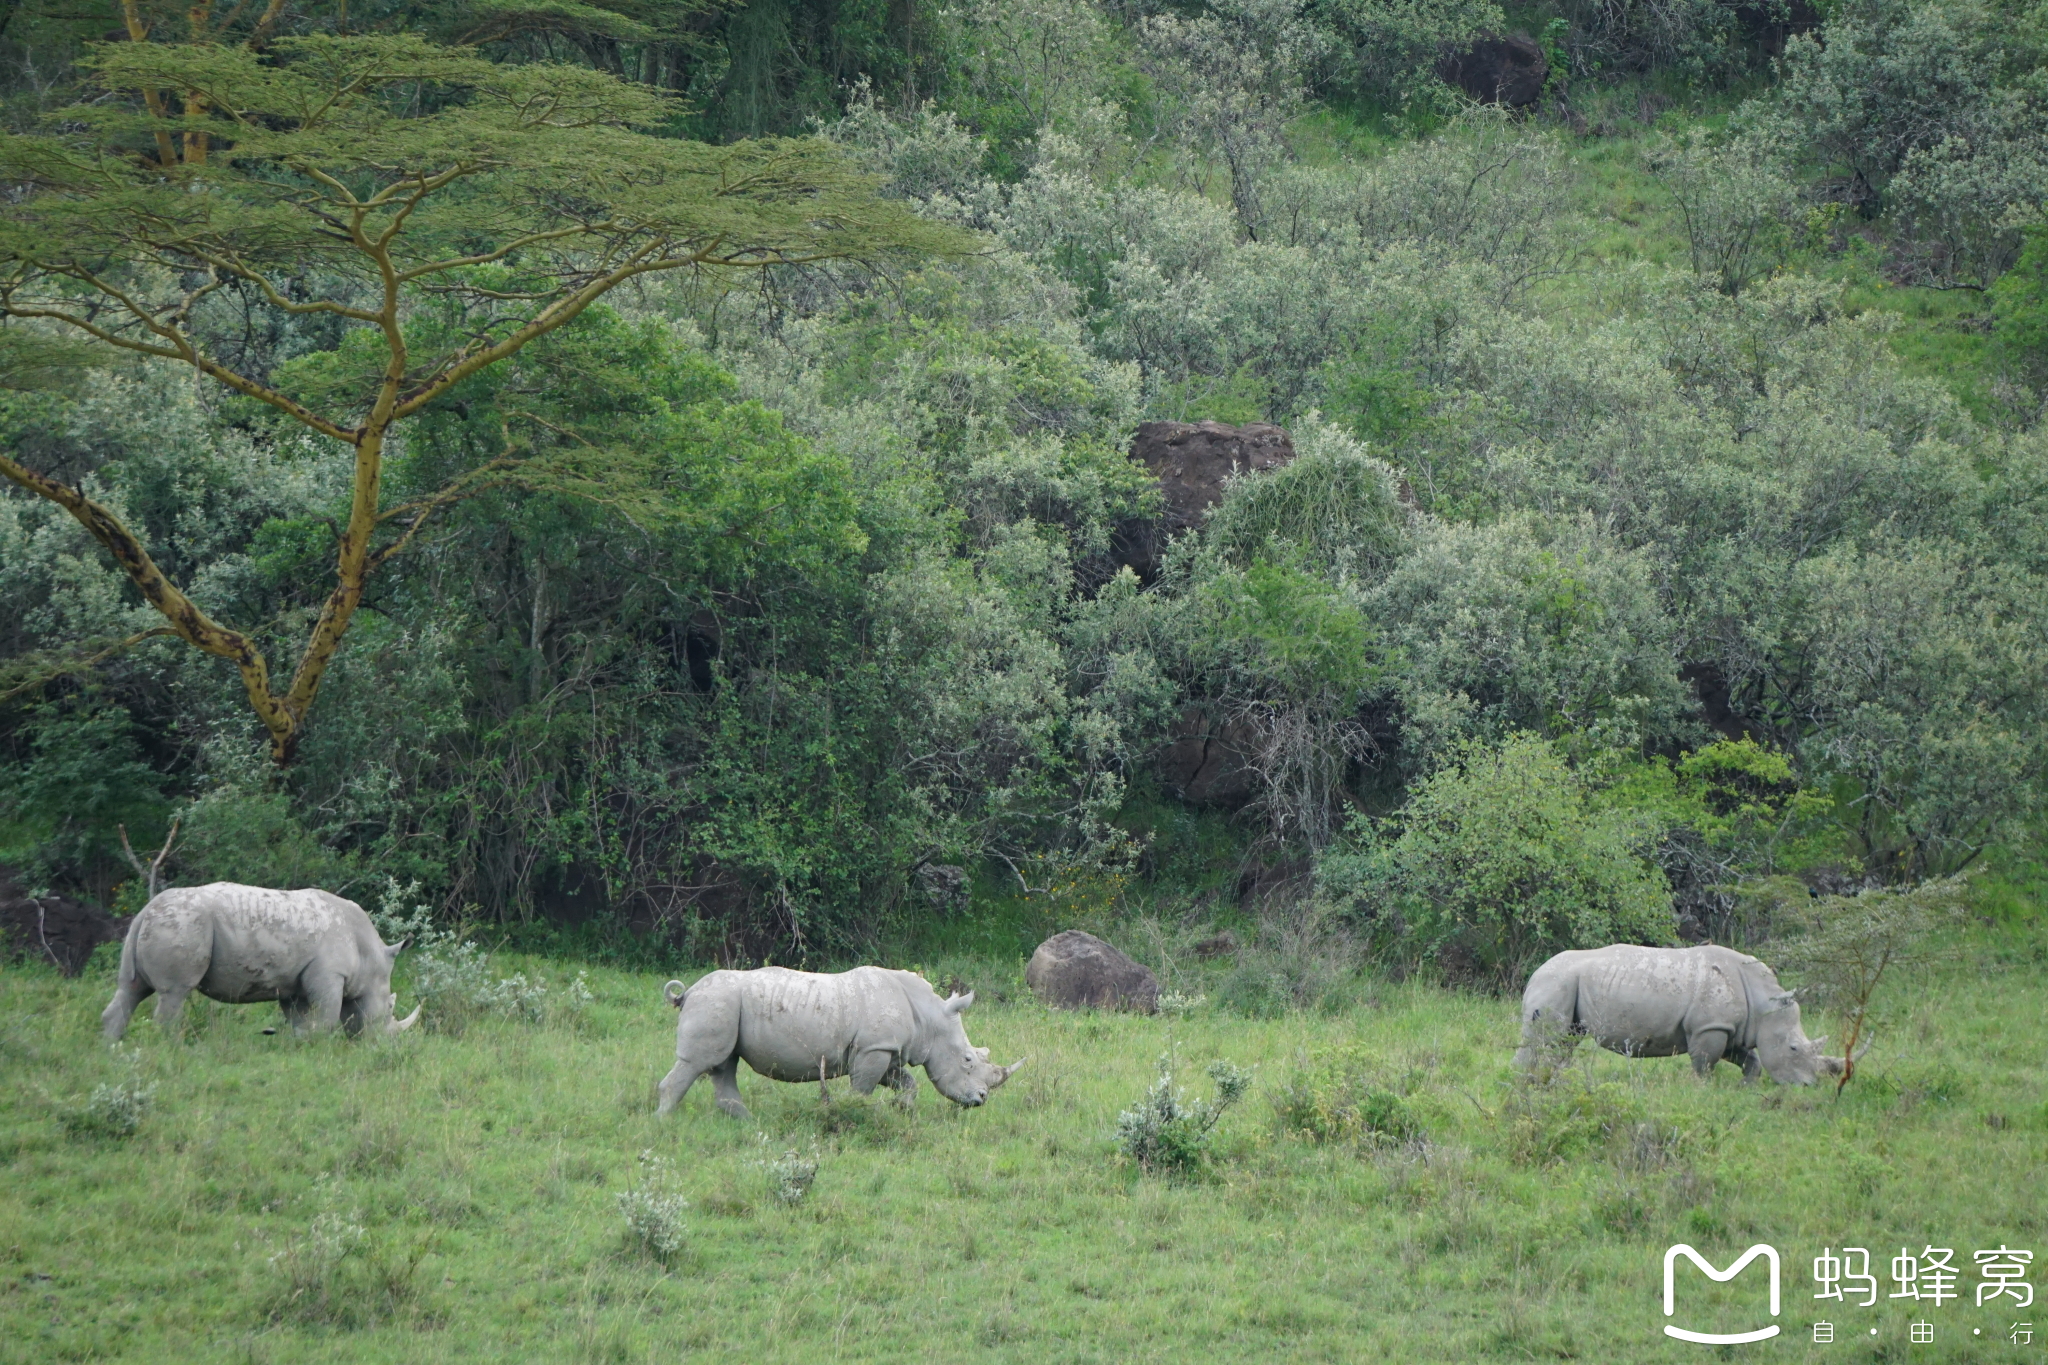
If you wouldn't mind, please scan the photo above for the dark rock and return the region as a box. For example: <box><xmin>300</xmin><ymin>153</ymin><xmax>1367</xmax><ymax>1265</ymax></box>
<box><xmin>1736</xmin><ymin>0</ymin><xmax>1821</xmax><ymax>56</ymax></box>
<box><xmin>0</xmin><ymin>869</ymin><xmax>129</xmax><ymax>976</ymax></box>
<box><xmin>1237</xmin><ymin>856</ymin><xmax>1312</xmax><ymax>913</ymax></box>
<box><xmin>1112</xmin><ymin>420</ymin><xmax>1296</xmax><ymax>582</ymax></box>
<box><xmin>1025</xmin><ymin>930</ymin><xmax>1160</xmax><ymax>1013</ymax></box>
<box><xmin>1436</xmin><ymin>33</ymin><xmax>1548</xmax><ymax>109</ymax></box>
<box><xmin>916</xmin><ymin>863</ymin><xmax>970</xmax><ymax>915</ymax></box>
<box><xmin>1680</xmin><ymin>662</ymin><xmax>1760</xmax><ymax>742</ymax></box>
<box><xmin>1154</xmin><ymin>705</ymin><xmax>1260</xmax><ymax>808</ymax></box>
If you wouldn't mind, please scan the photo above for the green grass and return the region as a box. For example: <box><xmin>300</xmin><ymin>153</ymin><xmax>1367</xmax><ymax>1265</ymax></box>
<box><xmin>5</xmin><ymin>922</ymin><xmax>2047</xmax><ymax>1363</ymax></box>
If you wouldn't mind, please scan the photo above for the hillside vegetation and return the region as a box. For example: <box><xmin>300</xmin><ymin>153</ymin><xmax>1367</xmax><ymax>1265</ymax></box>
<box><xmin>3</xmin><ymin>3</ymin><xmax>2048</xmax><ymax>1356</ymax></box>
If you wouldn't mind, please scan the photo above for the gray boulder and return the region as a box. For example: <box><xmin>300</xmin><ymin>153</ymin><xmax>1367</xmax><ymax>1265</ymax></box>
<box><xmin>1026</xmin><ymin>930</ymin><xmax>1160</xmax><ymax>1013</ymax></box>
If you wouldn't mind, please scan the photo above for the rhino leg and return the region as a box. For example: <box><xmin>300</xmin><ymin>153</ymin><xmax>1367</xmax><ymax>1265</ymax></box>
<box><xmin>708</xmin><ymin>1059</ymin><xmax>749</xmax><ymax>1119</ymax></box>
<box><xmin>1739</xmin><ymin>1047</ymin><xmax>1763</xmax><ymax>1083</ymax></box>
<box><xmin>150</xmin><ymin>982</ymin><xmax>196</xmax><ymax>1033</ymax></box>
<box><xmin>1687</xmin><ymin>1028</ymin><xmax>1732</xmax><ymax>1078</ymax></box>
<box><xmin>297</xmin><ymin>973</ymin><xmax>346</xmax><ymax>1034</ymax></box>
<box><xmin>882</xmin><ymin>1061</ymin><xmax>918</xmax><ymax>1109</ymax></box>
<box><xmin>100</xmin><ymin>977</ymin><xmax>151</xmax><ymax>1042</ymax></box>
<box><xmin>657</xmin><ymin>1057</ymin><xmax>711</xmax><ymax>1115</ymax></box>
<box><xmin>846</xmin><ymin>1048</ymin><xmax>898</xmax><ymax>1098</ymax></box>
<box><xmin>279</xmin><ymin>996</ymin><xmax>310</xmax><ymax>1034</ymax></box>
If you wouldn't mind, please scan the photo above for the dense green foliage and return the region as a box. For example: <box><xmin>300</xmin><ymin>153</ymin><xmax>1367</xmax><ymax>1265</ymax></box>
<box><xmin>2</xmin><ymin>0</ymin><xmax>2043</xmax><ymax>971</ymax></box>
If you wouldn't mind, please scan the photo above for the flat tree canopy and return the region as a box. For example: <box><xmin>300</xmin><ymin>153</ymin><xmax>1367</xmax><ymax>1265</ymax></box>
<box><xmin>0</xmin><ymin>34</ymin><xmax>971</xmax><ymax>762</ymax></box>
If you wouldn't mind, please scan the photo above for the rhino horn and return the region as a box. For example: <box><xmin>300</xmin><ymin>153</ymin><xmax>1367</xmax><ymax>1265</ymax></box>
<box><xmin>389</xmin><ymin>1003</ymin><xmax>422</xmax><ymax>1033</ymax></box>
<box><xmin>990</xmin><ymin>1057</ymin><xmax>1026</xmax><ymax>1089</ymax></box>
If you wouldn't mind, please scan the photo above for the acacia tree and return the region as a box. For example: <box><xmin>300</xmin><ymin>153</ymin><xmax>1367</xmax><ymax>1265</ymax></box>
<box><xmin>0</xmin><ymin>34</ymin><xmax>969</xmax><ymax>762</ymax></box>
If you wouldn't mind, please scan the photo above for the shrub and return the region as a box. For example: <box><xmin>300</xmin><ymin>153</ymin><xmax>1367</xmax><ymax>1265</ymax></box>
<box><xmin>265</xmin><ymin>1180</ymin><xmax>431</xmax><ymax>1327</ymax></box>
<box><xmin>373</xmin><ymin>880</ymin><xmax>591</xmax><ymax>1029</ymax></box>
<box><xmin>1339</xmin><ymin>733</ymin><xmax>1674</xmax><ymax>987</ymax></box>
<box><xmin>617</xmin><ymin>1151</ymin><xmax>689</xmax><ymax>1263</ymax></box>
<box><xmin>1274</xmin><ymin>1048</ymin><xmax>1423</xmax><ymax>1148</ymax></box>
<box><xmin>1114</xmin><ymin>1056</ymin><xmax>1253</xmax><ymax>1177</ymax></box>
<box><xmin>1500</xmin><ymin>1070</ymin><xmax>1642</xmax><ymax>1167</ymax></box>
<box><xmin>751</xmin><ymin>1140</ymin><xmax>822</xmax><ymax>1208</ymax></box>
<box><xmin>63</xmin><ymin>1046</ymin><xmax>154</xmax><ymax>1140</ymax></box>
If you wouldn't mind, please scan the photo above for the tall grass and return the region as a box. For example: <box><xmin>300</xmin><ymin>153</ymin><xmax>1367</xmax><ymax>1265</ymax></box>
<box><xmin>2</xmin><ymin>918</ymin><xmax>2044</xmax><ymax>1362</ymax></box>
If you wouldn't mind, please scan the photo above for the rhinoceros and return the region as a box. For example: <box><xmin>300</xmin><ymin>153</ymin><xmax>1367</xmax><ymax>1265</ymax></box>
<box><xmin>656</xmin><ymin>966</ymin><xmax>1024</xmax><ymax>1118</ymax></box>
<box><xmin>101</xmin><ymin>883</ymin><xmax>420</xmax><ymax>1040</ymax></box>
<box><xmin>1515</xmin><ymin>944</ymin><xmax>1855</xmax><ymax>1084</ymax></box>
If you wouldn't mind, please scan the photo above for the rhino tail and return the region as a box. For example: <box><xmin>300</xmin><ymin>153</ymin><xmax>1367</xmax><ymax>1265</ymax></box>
<box><xmin>664</xmin><ymin>979</ymin><xmax>688</xmax><ymax>1010</ymax></box>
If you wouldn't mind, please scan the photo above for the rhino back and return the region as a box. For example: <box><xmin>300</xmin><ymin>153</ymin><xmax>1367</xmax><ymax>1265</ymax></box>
<box><xmin>137</xmin><ymin>884</ymin><xmax>370</xmax><ymax>1003</ymax></box>
<box><xmin>731</xmin><ymin>966</ymin><xmax>918</xmax><ymax>1081</ymax></box>
<box><xmin>1566</xmin><ymin>945</ymin><xmax>1728</xmax><ymax>1055</ymax></box>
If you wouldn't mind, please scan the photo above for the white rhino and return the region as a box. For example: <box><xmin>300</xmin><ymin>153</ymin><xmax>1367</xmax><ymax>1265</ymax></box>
<box><xmin>101</xmin><ymin>883</ymin><xmax>420</xmax><ymax>1040</ymax></box>
<box><xmin>656</xmin><ymin>966</ymin><xmax>1024</xmax><ymax>1118</ymax></box>
<box><xmin>1515</xmin><ymin>944</ymin><xmax>1853</xmax><ymax>1084</ymax></box>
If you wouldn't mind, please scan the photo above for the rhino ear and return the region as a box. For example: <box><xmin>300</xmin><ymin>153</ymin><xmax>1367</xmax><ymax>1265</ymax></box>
<box><xmin>385</xmin><ymin>938</ymin><xmax>409</xmax><ymax>959</ymax></box>
<box><xmin>943</xmin><ymin>990</ymin><xmax>975</xmax><ymax>1015</ymax></box>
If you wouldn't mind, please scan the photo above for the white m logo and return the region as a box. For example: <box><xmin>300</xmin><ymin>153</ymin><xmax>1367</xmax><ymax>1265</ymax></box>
<box><xmin>1663</xmin><ymin>1243</ymin><xmax>1782</xmax><ymax>1344</ymax></box>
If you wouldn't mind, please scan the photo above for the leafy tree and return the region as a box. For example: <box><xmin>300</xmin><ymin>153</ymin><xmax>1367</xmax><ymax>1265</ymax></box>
<box><xmin>0</xmin><ymin>34</ymin><xmax>969</xmax><ymax>762</ymax></box>
<box><xmin>1326</xmin><ymin>732</ymin><xmax>1675</xmax><ymax>987</ymax></box>
<box><xmin>1767</xmin><ymin>874</ymin><xmax>1969</xmax><ymax>1092</ymax></box>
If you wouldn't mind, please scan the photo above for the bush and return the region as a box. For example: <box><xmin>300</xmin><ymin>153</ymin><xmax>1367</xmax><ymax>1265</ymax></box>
<box><xmin>373</xmin><ymin>880</ymin><xmax>591</xmax><ymax>1029</ymax></box>
<box><xmin>751</xmin><ymin>1140</ymin><xmax>822</xmax><ymax>1208</ymax></box>
<box><xmin>1335</xmin><ymin>733</ymin><xmax>1674</xmax><ymax>987</ymax></box>
<box><xmin>1500</xmin><ymin>1070</ymin><xmax>1642</xmax><ymax>1167</ymax></box>
<box><xmin>1114</xmin><ymin>1056</ymin><xmax>1253</xmax><ymax>1177</ymax></box>
<box><xmin>62</xmin><ymin>1045</ymin><xmax>154</xmax><ymax>1140</ymax></box>
<box><xmin>617</xmin><ymin>1151</ymin><xmax>689</xmax><ymax>1263</ymax></box>
<box><xmin>1274</xmin><ymin>1048</ymin><xmax>1424</xmax><ymax>1148</ymax></box>
<box><xmin>265</xmin><ymin>1179</ymin><xmax>431</xmax><ymax>1326</ymax></box>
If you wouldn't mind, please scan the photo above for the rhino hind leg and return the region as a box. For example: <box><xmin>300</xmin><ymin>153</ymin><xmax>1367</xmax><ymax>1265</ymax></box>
<box><xmin>1515</xmin><ymin>1008</ymin><xmax>1580</xmax><ymax>1078</ymax></box>
<box><xmin>150</xmin><ymin>982</ymin><xmax>196</xmax><ymax>1033</ymax></box>
<box><xmin>100</xmin><ymin>977</ymin><xmax>152</xmax><ymax>1042</ymax></box>
<box><xmin>708</xmin><ymin>1059</ymin><xmax>749</xmax><ymax>1119</ymax></box>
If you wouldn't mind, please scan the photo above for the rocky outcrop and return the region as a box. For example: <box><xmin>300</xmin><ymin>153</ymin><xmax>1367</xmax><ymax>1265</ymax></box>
<box><xmin>1025</xmin><ymin>929</ymin><xmax>1160</xmax><ymax>1013</ymax></box>
<box><xmin>916</xmin><ymin>863</ymin><xmax>970</xmax><ymax>914</ymax></box>
<box><xmin>1437</xmin><ymin>33</ymin><xmax>1548</xmax><ymax>108</ymax></box>
<box><xmin>1154</xmin><ymin>705</ymin><xmax>1259</xmax><ymax>807</ymax></box>
<box><xmin>1112</xmin><ymin>420</ymin><xmax>1296</xmax><ymax>581</ymax></box>
<box><xmin>0</xmin><ymin>869</ymin><xmax>129</xmax><ymax>976</ymax></box>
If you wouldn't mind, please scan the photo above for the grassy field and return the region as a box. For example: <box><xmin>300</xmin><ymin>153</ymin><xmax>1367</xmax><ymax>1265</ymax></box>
<box><xmin>4</xmin><ymin>918</ymin><xmax>2046</xmax><ymax>1364</ymax></box>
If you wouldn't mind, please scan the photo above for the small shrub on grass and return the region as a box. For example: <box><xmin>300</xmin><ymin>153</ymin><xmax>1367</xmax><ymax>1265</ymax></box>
<box><xmin>616</xmin><ymin>1151</ymin><xmax>688</xmax><ymax>1263</ymax></box>
<box><xmin>1274</xmin><ymin>1048</ymin><xmax>1423</xmax><ymax>1148</ymax></box>
<box><xmin>265</xmin><ymin>1181</ymin><xmax>431</xmax><ymax>1327</ymax></box>
<box><xmin>63</xmin><ymin>1046</ymin><xmax>154</xmax><ymax>1140</ymax></box>
<box><xmin>1500</xmin><ymin>1070</ymin><xmax>1643</xmax><ymax>1167</ymax></box>
<box><xmin>751</xmin><ymin>1139</ymin><xmax>821</xmax><ymax>1207</ymax></box>
<box><xmin>1115</xmin><ymin>1056</ymin><xmax>1253</xmax><ymax>1177</ymax></box>
<box><xmin>374</xmin><ymin>879</ymin><xmax>594</xmax><ymax>1029</ymax></box>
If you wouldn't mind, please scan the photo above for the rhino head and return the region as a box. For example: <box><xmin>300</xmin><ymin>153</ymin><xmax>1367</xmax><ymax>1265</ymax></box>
<box><xmin>346</xmin><ymin>937</ymin><xmax>421</xmax><ymax>1036</ymax></box>
<box><xmin>922</xmin><ymin>991</ymin><xmax>1025</xmax><ymax>1107</ymax></box>
<box><xmin>1754</xmin><ymin>990</ymin><xmax>1848</xmax><ymax>1086</ymax></box>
